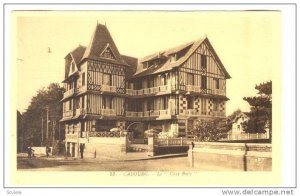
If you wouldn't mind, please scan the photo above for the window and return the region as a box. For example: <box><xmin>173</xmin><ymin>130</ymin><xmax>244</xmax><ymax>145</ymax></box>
<box><xmin>213</xmin><ymin>100</ymin><xmax>219</xmax><ymax>111</ymax></box>
<box><xmin>69</xmin><ymin>100</ymin><xmax>72</xmax><ymax>111</ymax></box>
<box><xmin>201</xmin><ymin>55</ymin><xmax>207</xmax><ymax>70</ymax></box>
<box><xmin>147</xmin><ymin>99</ymin><xmax>154</xmax><ymax>111</ymax></box>
<box><xmin>237</xmin><ymin>125</ymin><xmax>241</xmax><ymax>131</ymax></box>
<box><xmin>103</xmin><ymin>73</ymin><xmax>112</xmax><ymax>86</ymax></box>
<box><xmin>170</xmin><ymin>54</ymin><xmax>177</xmax><ymax>62</ymax></box>
<box><xmin>187</xmin><ymin>73</ymin><xmax>194</xmax><ymax>85</ymax></box>
<box><xmin>187</xmin><ymin>96</ymin><xmax>194</xmax><ymax>109</ymax></box>
<box><xmin>82</xmin><ymin>73</ymin><xmax>85</xmax><ymax>86</ymax></box>
<box><xmin>214</xmin><ymin>78</ymin><xmax>220</xmax><ymax>89</ymax></box>
<box><xmin>201</xmin><ymin>76</ymin><xmax>207</xmax><ymax>89</ymax></box>
<box><xmin>102</xmin><ymin>95</ymin><xmax>112</xmax><ymax>109</ymax></box>
<box><xmin>147</xmin><ymin>77</ymin><xmax>154</xmax><ymax>88</ymax></box>
<box><xmin>101</xmin><ymin>47</ymin><xmax>115</xmax><ymax>59</ymax></box>
<box><xmin>201</xmin><ymin>98</ymin><xmax>207</xmax><ymax>115</ymax></box>
<box><xmin>82</xmin><ymin>96</ymin><xmax>85</xmax><ymax>108</ymax></box>
<box><xmin>161</xmin><ymin>74</ymin><xmax>167</xmax><ymax>86</ymax></box>
<box><xmin>142</xmin><ymin>62</ymin><xmax>149</xmax><ymax>69</ymax></box>
<box><xmin>71</xmin><ymin>62</ymin><xmax>75</xmax><ymax>72</ymax></box>
<box><xmin>162</xmin><ymin>97</ymin><xmax>168</xmax><ymax>110</ymax></box>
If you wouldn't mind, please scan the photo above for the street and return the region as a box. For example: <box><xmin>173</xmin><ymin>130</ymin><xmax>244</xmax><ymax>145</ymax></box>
<box><xmin>17</xmin><ymin>155</ymin><xmax>234</xmax><ymax>171</ymax></box>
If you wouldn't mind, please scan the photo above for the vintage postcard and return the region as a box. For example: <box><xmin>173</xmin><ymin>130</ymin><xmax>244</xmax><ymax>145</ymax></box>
<box><xmin>4</xmin><ymin>6</ymin><xmax>295</xmax><ymax>189</ymax></box>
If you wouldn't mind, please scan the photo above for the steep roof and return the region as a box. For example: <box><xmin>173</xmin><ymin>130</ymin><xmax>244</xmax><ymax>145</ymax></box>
<box><xmin>70</xmin><ymin>45</ymin><xmax>86</xmax><ymax>66</ymax></box>
<box><xmin>81</xmin><ymin>24</ymin><xmax>128</xmax><ymax>66</ymax></box>
<box><xmin>64</xmin><ymin>45</ymin><xmax>86</xmax><ymax>79</ymax></box>
<box><xmin>121</xmin><ymin>55</ymin><xmax>138</xmax><ymax>78</ymax></box>
<box><xmin>132</xmin><ymin>38</ymin><xmax>231</xmax><ymax>79</ymax></box>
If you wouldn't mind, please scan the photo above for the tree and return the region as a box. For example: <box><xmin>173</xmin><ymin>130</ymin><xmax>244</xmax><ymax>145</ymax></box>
<box><xmin>22</xmin><ymin>83</ymin><xmax>64</xmax><ymax>147</ymax></box>
<box><xmin>190</xmin><ymin>118</ymin><xmax>230</xmax><ymax>141</ymax></box>
<box><xmin>242</xmin><ymin>81</ymin><xmax>272</xmax><ymax>139</ymax></box>
<box><xmin>17</xmin><ymin>110</ymin><xmax>23</xmax><ymax>152</ymax></box>
<box><xmin>227</xmin><ymin>109</ymin><xmax>242</xmax><ymax>122</ymax></box>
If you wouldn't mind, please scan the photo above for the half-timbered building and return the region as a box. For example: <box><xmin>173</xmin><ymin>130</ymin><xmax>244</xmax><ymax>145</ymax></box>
<box><xmin>60</xmin><ymin>24</ymin><xmax>230</xmax><ymax>157</ymax></box>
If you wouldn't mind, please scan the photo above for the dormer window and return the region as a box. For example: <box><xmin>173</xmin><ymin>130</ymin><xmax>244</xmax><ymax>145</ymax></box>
<box><xmin>170</xmin><ymin>54</ymin><xmax>177</xmax><ymax>62</ymax></box>
<box><xmin>100</xmin><ymin>44</ymin><xmax>116</xmax><ymax>60</ymax></box>
<box><xmin>71</xmin><ymin>62</ymin><xmax>75</xmax><ymax>72</ymax></box>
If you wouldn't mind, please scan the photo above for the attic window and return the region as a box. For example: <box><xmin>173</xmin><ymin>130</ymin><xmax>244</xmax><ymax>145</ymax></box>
<box><xmin>170</xmin><ymin>54</ymin><xmax>177</xmax><ymax>62</ymax></box>
<box><xmin>100</xmin><ymin>45</ymin><xmax>116</xmax><ymax>60</ymax></box>
<box><xmin>71</xmin><ymin>62</ymin><xmax>75</xmax><ymax>72</ymax></box>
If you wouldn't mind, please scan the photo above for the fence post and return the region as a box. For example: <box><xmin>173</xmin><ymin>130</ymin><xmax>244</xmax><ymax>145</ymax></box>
<box><xmin>180</xmin><ymin>137</ymin><xmax>183</xmax><ymax>146</ymax></box>
<box><xmin>167</xmin><ymin>138</ymin><xmax>169</xmax><ymax>146</ymax></box>
<box><xmin>257</xmin><ymin>133</ymin><xmax>259</xmax><ymax>139</ymax></box>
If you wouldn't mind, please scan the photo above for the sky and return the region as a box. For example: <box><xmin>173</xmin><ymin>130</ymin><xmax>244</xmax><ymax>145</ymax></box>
<box><xmin>15</xmin><ymin>11</ymin><xmax>281</xmax><ymax>115</ymax></box>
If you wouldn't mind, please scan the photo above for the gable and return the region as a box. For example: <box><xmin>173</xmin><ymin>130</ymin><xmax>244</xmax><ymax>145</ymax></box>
<box><xmin>68</xmin><ymin>59</ymin><xmax>78</xmax><ymax>76</ymax></box>
<box><xmin>181</xmin><ymin>40</ymin><xmax>229</xmax><ymax>78</ymax></box>
<box><xmin>100</xmin><ymin>44</ymin><xmax>116</xmax><ymax>60</ymax></box>
<box><xmin>81</xmin><ymin>24</ymin><xmax>128</xmax><ymax>66</ymax></box>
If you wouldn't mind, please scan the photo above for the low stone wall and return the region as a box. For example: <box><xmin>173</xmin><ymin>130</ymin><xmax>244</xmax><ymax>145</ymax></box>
<box><xmin>189</xmin><ymin>142</ymin><xmax>272</xmax><ymax>171</ymax></box>
<box><xmin>31</xmin><ymin>147</ymin><xmax>53</xmax><ymax>157</ymax></box>
<box><xmin>154</xmin><ymin>146</ymin><xmax>189</xmax><ymax>156</ymax></box>
<box><xmin>83</xmin><ymin>137</ymin><xmax>128</xmax><ymax>159</ymax></box>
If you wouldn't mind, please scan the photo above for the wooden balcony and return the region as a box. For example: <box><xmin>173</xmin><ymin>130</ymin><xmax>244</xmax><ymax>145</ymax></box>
<box><xmin>186</xmin><ymin>109</ymin><xmax>201</xmax><ymax>116</ymax></box>
<box><xmin>211</xmin><ymin>111</ymin><xmax>225</xmax><ymax>117</ymax></box>
<box><xmin>186</xmin><ymin>85</ymin><xmax>201</xmax><ymax>93</ymax></box>
<box><xmin>126</xmin><ymin>85</ymin><xmax>171</xmax><ymax>96</ymax></box>
<box><xmin>101</xmin><ymin>108</ymin><xmax>116</xmax><ymax>116</ymax></box>
<box><xmin>101</xmin><ymin>84</ymin><xmax>117</xmax><ymax>93</ymax></box>
<box><xmin>76</xmin><ymin>85</ymin><xmax>87</xmax><ymax>94</ymax></box>
<box><xmin>181</xmin><ymin>85</ymin><xmax>225</xmax><ymax>96</ymax></box>
<box><xmin>63</xmin><ymin>88</ymin><xmax>75</xmax><ymax>98</ymax></box>
<box><xmin>212</xmin><ymin>89</ymin><xmax>225</xmax><ymax>96</ymax></box>
<box><xmin>75</xmin><ymin>108</ymin><xmax>86</xmax><ymax>116</ymax></box>
<box><xmin>126</xmin><ymin>109</ymin><xmax>173</xmax><ymax>118</ymax></box>
<box><xmin>63</xmin><ymin>110</ymin><xmax>73</xmax><ymax>118</ymax></box>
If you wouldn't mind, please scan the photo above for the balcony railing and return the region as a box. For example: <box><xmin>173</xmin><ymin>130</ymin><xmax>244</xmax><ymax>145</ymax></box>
<box><xmin>76</xmin><ymin>85</ymin><xmax>87</xmax><ymax>93</ymax></box>
<box><xmin>89</xmin><ymin>131</ymin><xmax>121</xmax><ymax>137</ymax></box>
<box><xmin>212</xmin><ymin>89</ymin><xmax>225</xmax><ymax>96</ymax></box>
<box><xmin>155</xmin><ymin>137</ymin><xmax>188</xmax><ymax>146</ymax></box>
<box><xmin>126</xmin><ymin>85</ymin><xmax>171</xmax><ymax>96</ymax></box>
<box><xmin>75</xmin><ymin>108</ymin><xmax>86</xmax><ymax>116</ymax></box>
<box><xmin>63</xmin><ymin>88</ymin><xmax>75</xmax><ymax>98</ymax></box>
<box><xmin>63</xmin><ymin>110</ymin><xmax>73</xmax><ymax>118</ymax></box>
<box><xmin>101</xmin><ymin>108</ymin><xmax>116</xmax><ymax>116</ymax></box>
<box><xmin>186</xmin><ymin>85</ymin><xmax>201</xmax><ymax>93</ymax></box>
<box><xmin>65</xmin><ymin>134</ymin><xmax>78</xmax><ymax>140</ymax></box>
<box><xmin>126</xmin><ymin>109</ymin><xmax>173</xmax><ymax>118</ymax></box>
<box><xmin>101</xmin><ymin>84</ymin><xmax>117</xmax><ymax>93</ymax></box>
<box><xmin>211</xmin><ymin>111</ymin><xmax>225</xmax><ymax>117</ymax></box>
<box><xmin>186</xmin><ymin>109</ymin><xmax>201</xmax><ymax>116</ymax></box>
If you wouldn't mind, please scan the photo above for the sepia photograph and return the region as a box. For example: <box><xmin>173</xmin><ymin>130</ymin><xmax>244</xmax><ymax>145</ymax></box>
<box><xmin>15</xmin><ymin>11</ymin><xmax>276</xmax><ymax>173</ymax></box>
<box><xmin>4</xmin><ymin>4</ymin><xmax>296</xmax><ymax>189</ymax></box>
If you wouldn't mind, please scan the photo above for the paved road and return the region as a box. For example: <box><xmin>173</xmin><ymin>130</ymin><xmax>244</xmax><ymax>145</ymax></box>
<box><xmin>17</xmin><ymin>156</ymin><xmax>235</xmax><ymax>171</ymax></box>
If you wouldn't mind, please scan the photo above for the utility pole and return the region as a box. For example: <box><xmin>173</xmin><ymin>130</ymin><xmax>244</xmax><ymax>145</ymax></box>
<box><xmin>41</xmin><ymin>112</ymin><xmax>44</xmax><ymax>146</ymax></box>
<box><xmin>46</xmin><ymin>106</ymin><xmax>49</xmax><ymax>141</ymax></box>
<box><xmin>52</xmin><ymin>121</ymin><xmax>56</xmax><ymax>151</ymax></box>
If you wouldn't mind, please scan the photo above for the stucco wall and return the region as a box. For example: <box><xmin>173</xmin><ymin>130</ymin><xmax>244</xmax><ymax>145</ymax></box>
<box><xmin>188</xmin><ymin>142</ymin><xmax>272</xmax><ymax>171</ymax></box>
<box><xmin>82</xmin><ymin>137</ymin><xmax>128</xmax><ymax>159</ymax></box>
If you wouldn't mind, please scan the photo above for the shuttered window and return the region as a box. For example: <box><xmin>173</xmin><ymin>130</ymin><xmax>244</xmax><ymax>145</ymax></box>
<box><xmin>187</xmin><ymin>96</ymin><xmax>194</xmax><ymax>109</ymax></box>
<box><xmin>82</xmin><ymin>73</ymin><xmax>85</xmax><ymax>86</ymax></box>
<box><xmin>102</xmin><ymin>73</ymin><xmax>112</xmax><ymax>86</ymax></box>
<box><xmin>187</xmin><ymin>73</ymin><xmax>194</xmax><ymax>85</ymax></box>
